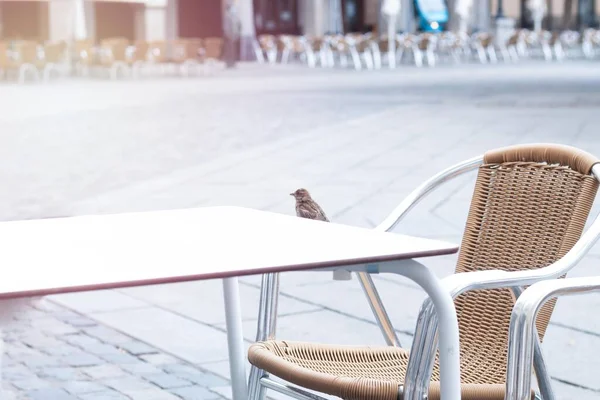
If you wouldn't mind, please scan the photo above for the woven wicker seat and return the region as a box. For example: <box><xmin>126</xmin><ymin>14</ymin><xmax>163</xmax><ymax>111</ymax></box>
<box><xmin>248</xmin><ymin>144</ymin><xmax>600</xmax><ymax>400</ymax></box>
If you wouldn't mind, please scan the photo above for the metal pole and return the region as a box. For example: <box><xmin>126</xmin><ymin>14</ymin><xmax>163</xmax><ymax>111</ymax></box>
<box><xmin>222</xmin><ymin>277</ymin><xmax>248</xmax><ymax>400</ymax></box>
<box><xmin>496</xmin><ymin>0</ymin><xmax>505</xmax><ymax>18</ymax></box>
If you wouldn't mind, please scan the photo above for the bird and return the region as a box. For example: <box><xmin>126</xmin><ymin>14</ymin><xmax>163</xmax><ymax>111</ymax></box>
<box><xmin>290</xmin><ymin>188</ymin><xmax>351</xmax><ymax>280</ymax></box>
<box><xmin>290</xmin><ymin>188</ymin><xmax>329</xmax><ymax>222</ymax></box>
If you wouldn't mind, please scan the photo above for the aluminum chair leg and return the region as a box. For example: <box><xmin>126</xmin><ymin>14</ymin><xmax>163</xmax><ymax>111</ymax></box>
<box><xmin>362</xmin><ymin>51</ymin><xmax>374</xmax><ymax>70</ymax></box>
<box><xmin>370</xmin><ymin>44</ymin><xmax>382</xmax><ymax>69</ymax></box>
<box><xmin>253</xmin><ymin>40</ymin><xmax>265</xmax><ymax>64</ymax></box>
<box><xmin>426</xmin><ymin>49</ymin><xmax>436</xmax><ymax>67</ymax></box>
<box><xmin>510</xmin><ymin>287</ymin><xmax>555</xmax><ymax>400</ymax></box>
<box><xmin>413</xmin><ymin>48</ymin><xmax>423</xmax><ymax>67</ymax></box>
<box><xmin>356</xmin><ymin>272</ymin><xmax>401</xmax><ymax>347</ymax></box>
<box><xmin>487</xmin><ymin>47</ymin><xmax>498</xmax><ymax>64</ymax></box>
<box><xmin>350</xmin><ymin>48</ymin><xmax>362</xmax><ymax>70</ymax></box>
<box><xmin>248</xmin><ymin>273</ymin><xmax>281</xmax><ymax>400</ymax></box>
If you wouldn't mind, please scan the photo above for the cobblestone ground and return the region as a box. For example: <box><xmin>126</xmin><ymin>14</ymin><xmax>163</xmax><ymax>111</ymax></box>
<box><xmin>2</xmin><ymin>61</ymin><xmax>600</xmax><ymax>399</ymax></box>
<box><xmin>3</xmin><ymin>299</ymin><xmax>228</xmax><ymax>399</ymax></box>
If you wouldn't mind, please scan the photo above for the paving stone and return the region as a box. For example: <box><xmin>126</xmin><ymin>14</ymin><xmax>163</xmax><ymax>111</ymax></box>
<box><xmin>81</xmin><ymin>364</ymin><xmax>128</xmax><ymax>380</ymax></box>
<box><xmin>117</xmin><ymin>341</ymin><xmax>159</xmax><ymax>356</ymax></box>
<box><xmin>60</xmin><ymin>353</ymin><xmax>104</xmax><ymax>368</ymax></box>
<box><xmin>20</xmin><ymin>354</ymin><xmax>65</xmax><ymax>369</ymax></box>
<box><xmin>32</xmin><ymin>319</ymin><xmax>79</xmax><ymax>336</ymax></box>
<box><xmin>140</xmin><ymin>353</ymin><xmax>181</xmax><ymax>365</ymax></box>
<box><xmin>99</xmin><ymin>352</ymin><xmax>144</xmax><ymax>365</ymax></box>
<box><xmin>78</xmin><ymin>390</ymin><xmax>131</xmax><ymax>399</ymax></box>
<box><xmin>162</xmin><ymin>364</ymin><xmax>229</xmax><ymax>387</ymax></box>
<box><xmin>41</xmin><ymin>342</ymin><xmax>86</xmax><ymax>357</ymax></box>
<box><xmin>62</xmin><ymin>380</ymin><xmax>107</xmax><ymax>395</ymax></box>
<box><xmin>125</xmin><ymin>388</ymin><xmax>185</xmax><ymax>399</ymax></box>
<box><xmin>83</xmin><ymin>326</ymin><xmax>133</xmax><ymax>345</ymax></box>
<box><xmin>10</xmin><ymin>378</ymin><xmax>53</xmax><ymax>391</ymax></box>
<box><xmin>170</xmin><ymin>385</ymin><xmax>223</xmax><ymax>400</ymax></box>
<box><xmin>119</xmin><ymin>361</ymin><xmax>164</xmax><ymax>375</ymax></box>
<box><xmin>26</xmin><ymin>387</ymin><xmax>78</xmax><ymax>400</ymax></box>
<box><xmin>102</xmin><ymin>376</ymin><xmax>158</xmax><ymax>392</ymax></box>
<box><xmin>62</xmin><ymin>333</ymin><xmax>104</xmax><ymax>348</ymax></box>
<box><xmin>61</xmin><ymin>316</ymin><xmax>99</xmax><ymax>328</ymax></box>
<box><xmin>85</xmin><ymin>342</ymin><xmax>127</xmax><ymax>356</ymax></box>
<box><xmin>37</xmin><ymin>366</ymin><xmax>87</xmax><ymax>381</ymax></box>
<box><xmin>141</xmin><ymin>373</ymin><xmax>192</xmax><ymax>389</ymax></box>
<box><xmin>2</xmin><ymin>365</ymin><xmax>37</xmax><ymax>381</ymax></box>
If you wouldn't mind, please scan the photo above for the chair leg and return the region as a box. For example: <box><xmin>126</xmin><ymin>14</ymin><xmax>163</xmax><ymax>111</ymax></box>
<box><xmin>413</xmin><ymin>48</ymin><xmax>423</xmax><ymax>67</ymax></box>
<box><xmin>426</xmin><ymin>49</ymin><xmax>436</xmax><ymax>67</ymax></box>
<box><xmin>487</xmin><ymin>47</ymin><xmax>498</xmax><ymax>63</ymax></box>
<box><xmin>247</xmin><ymin>273</ymin><xmax>281</xmax><ymax>400</ymax></box>
<box><xmin>305</xmin><ymin>49</ymin><xmax>316</xmax><ymax>68</ymax></box>
<box><xmin>223</xmin><ymin>277</ymin><xmax>249</xmax><ymax>400</ymax></box>
<box><xmin>253</xmin><ymin>40</ymin><xmax>265</xmax><ymax>63</ymax></box>
<box><xmin>356</xmin><ymin>272</ymin><xmax>401</xmax><ymax>347</ymax></box>
<box><xmin>350</xmin><ymin>48</ymin><xmax>362</xmax><ymax>70</ymax></box>
<box><xmin>248</xmin><ymin>366</ymin><xmax>267</xmax><ymax>400</ymax></box>
<box><xmin>363</xmin><ymin>51</ymin><xmax>374</xmax><ymax>70</ymax></box>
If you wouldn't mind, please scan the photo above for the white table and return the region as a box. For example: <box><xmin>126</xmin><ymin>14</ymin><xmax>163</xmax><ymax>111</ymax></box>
<box><xmin>0</xmin><ymin>206</ymin><xmax>460</xmax><ymax>400</ymax></box>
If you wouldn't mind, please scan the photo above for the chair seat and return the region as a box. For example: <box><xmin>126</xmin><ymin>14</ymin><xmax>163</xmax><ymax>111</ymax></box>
<box><xmin>248</xmin><ymin>340</ymin><xmax>524</xmax><ymax>400</ymax></box>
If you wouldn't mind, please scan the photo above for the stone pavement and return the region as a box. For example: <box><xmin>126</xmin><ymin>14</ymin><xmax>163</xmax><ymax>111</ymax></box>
<box><xmin>2</xmin><ymin>61</ymin><xmax>600</xmax><ymax>399</ymax></box>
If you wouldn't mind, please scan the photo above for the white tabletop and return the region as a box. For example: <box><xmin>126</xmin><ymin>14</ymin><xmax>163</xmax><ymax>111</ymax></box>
<box><xmin>0</xmin><ymin>206</ymin><xmax>457</xmax><ymax>299</ymax></box>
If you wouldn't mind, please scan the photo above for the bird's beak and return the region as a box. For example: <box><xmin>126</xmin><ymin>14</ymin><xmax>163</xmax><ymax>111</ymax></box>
<box><xmin>289</xmin><ymin>193</ymin><xmax>294</xmax><ymax>196</ymax></box>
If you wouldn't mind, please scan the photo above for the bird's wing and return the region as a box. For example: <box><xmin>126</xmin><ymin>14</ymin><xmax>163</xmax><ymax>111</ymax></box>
<box><xmin>315</xmin><ymin>205</ymin><xmax>330</xmax><ymax>222</ymax></box>
<box><xmin>297</xmin><ymin>204</ymin><xmax>320</xmax><ymax>220</ymax></box>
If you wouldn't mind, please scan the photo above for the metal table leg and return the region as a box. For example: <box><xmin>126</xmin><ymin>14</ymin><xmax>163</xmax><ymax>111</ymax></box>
<box><xmin>223</xmin><ymin>277</ymin><xmax>249</xmax><ymax>400</ymax></box>
<box><xmin>379</xmin><ymin>261</ymin><xmax>461</xmax><ymax>400</ymax></box>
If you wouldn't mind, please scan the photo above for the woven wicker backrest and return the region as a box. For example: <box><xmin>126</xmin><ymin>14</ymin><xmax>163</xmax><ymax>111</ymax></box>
<box><xmin>454</xmin><ymin>144</ymin><xmax>599</xmax><ymax>384</ymax></box>
<box><xmin>204</xmin><ymin>37</ymin><xmax>224</xmax><ymax>59</ymax></box>
<box><xmin>15</xmin><ymin>41</ymin><xmax>39</xmax><ymax>64</ymax></box>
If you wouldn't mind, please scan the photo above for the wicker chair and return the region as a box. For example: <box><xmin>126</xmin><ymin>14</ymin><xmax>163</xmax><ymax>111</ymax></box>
<box><xmin>40</xmin><ymin>41</ymin><xmax>67</xmax><ymax>81</ymax></box>
<box><xmin>73</xmin><ymin>39</ymin><xmax>95</xmax><ymax>77</ymax></box>
<box><xmin>130</xmin><ymin>41</ymin><xmax>149</xmax><ymax>78</ymax></box>
<box><xmin>99</xmin><ymin>38</ymin><xmax>130</xmax><ymax>80</ymax></box>
<box><xmin>6</xmin><ymin>41</ymin><xmax>42</xmax><ymax>83</ymax></box>
<box><xmin>247</xmin><ymin>143</ymin><xmax>600</xmax><ymax>400</ymax></box>
<box><xmin>203</xmin><ymin>37</ymin><xmax>224</xmax><ymax>74</ymax></box>
<box><xmin>170</xmin><ymin>38</ymin><xmax>203</xmax><ymax>77</ymax></box>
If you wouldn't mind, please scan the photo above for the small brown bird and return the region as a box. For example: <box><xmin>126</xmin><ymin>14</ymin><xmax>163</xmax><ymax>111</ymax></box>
<box><xmin>290</xmin><ymin>188</ymin><xmax>351</xmax><ymax>280</ymax></box>
<box><xmin>290</xmin><ymin>188</ymin><xmax>329</xmax><ymax>222</ymax></box>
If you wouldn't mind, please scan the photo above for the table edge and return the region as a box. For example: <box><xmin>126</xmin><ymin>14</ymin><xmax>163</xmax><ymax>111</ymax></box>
<box><xmin>0</xmin><ymin>246</ymin><xmax>458</xmax><ymax>300</ymax></box>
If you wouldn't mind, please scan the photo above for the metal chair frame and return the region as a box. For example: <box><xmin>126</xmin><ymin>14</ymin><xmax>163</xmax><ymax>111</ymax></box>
<box><xmin>506</xmin><ymin>275</ymin><xmax>600</xmax><ymax>400</ymax></box>
<box><xmin>247</xmin><ymin>154</ymin><xmax>600</xmax><ymax>400</ymax></box>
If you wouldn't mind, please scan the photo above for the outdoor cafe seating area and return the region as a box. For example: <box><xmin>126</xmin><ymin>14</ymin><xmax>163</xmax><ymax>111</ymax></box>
<box><xmin>0</xmin><ymin>37</ymin><xmax>225</xmax><ymax>84</ymax></box>
<box><xmin>254</xmin><ymin>28</ymin><xmax>600</xmax><ymax>70</ymax></box>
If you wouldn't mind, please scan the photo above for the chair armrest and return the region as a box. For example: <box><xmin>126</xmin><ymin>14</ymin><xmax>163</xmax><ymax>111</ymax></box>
<box><xmin>402</xmin><ymin>209</ymin><xmax>600</xmax><ymax>400</ymax></box>
<box><xmin>506</xmin><ymin>276</ymin><xmax>600</xmax><ymax>400</ymax></box>
<box><xmin>375</xmin><ymin>156</ymin><xmax>482</xmax><ymax>232</ymax></box>
<box><xmin>442</xmin><ymin>206</ymin><xmax>600</xmax><ymax>296</ymax></box>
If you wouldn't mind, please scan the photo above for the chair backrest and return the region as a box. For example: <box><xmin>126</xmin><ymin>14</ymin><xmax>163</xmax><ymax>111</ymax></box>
<box><xmin>147</xmin><ymin>41</ymin><xmax>168</xmax><ymax>63</ymax></box>
<box><xmin>74</xmin><ymin>40</ymin><xmax>94</xmax><ymax>64</ymax></box>
<box><xmin>43</xmin><ymin>41</ymin><xmax>67</xmax><ymax>63</ymax></box>
<box><xmin>14</xmin><ymin>41</ymin><xmax>39</xmax><ymax>64</ymax></box>
<box><xmin>100</xmin><ymin>38</ymin><xmax>129</xmax><ymax>63</ymax></box>
<box><xmin>203</xmin><ymin>37</ymin><xmax>223</xmax><ymax>59</ymax></box>
<box><xmin>171</xmin><ymin>39</ymin><xmax>203</xmax><ymax>62</ymax></box>
<box><xmin>454</xmin><ymin>143</ymin><xmax>599</xmax><ymax>384</ymax></box>
<box><xmin>132</xmin><ymin>41</ymin><xmax>150</xmax><ymax>62</ymax></box>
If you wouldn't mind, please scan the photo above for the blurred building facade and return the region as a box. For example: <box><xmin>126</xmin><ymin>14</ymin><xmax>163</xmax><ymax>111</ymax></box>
<box><xmin>0</xmin><ymin>0</ymin><xmax>224</xmax><ymax>43</ymax></box>
<box><xmin>0</xmin><ymin>0</ymin><xmax>595</xmax><ymax>44</ymax></box>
